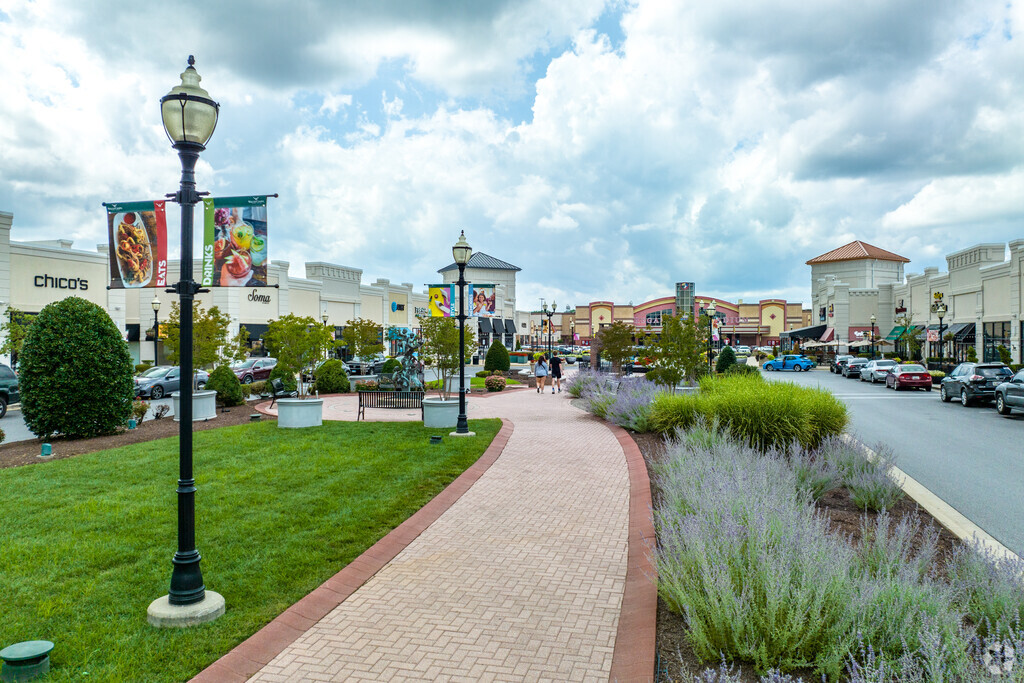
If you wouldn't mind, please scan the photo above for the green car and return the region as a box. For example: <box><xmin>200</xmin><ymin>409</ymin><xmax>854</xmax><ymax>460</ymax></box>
<box><xmin>0</xmin><ymin>364</ymin><xmax>20</xmax><ymax>418</ymax></box>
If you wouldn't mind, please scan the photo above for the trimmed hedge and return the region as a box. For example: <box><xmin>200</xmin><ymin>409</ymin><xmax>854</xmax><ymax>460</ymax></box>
<box><xmin>649</xmin><ymin>375</ymin><xmax>848</xmax><ymax>451</ymax></box>
<box><xmin>312</xmin><ymin>359</ymin><xmax>351</xmax><ymax>394</ymax></box>
<box><xmin>205</xmin><ymin>365</ymin><xmax>245</xmax><ymax>407</ymax></box>
<box><xmin>484</xmin><ymin>342</ymin><xmax>511</xmax><ymax>372</ymax></box>
<box><xmin>19</xmin><ymin>297</ymin><xmax>135</xmax><ymax>439</ymax></box>
<box><xmin>715</xmin><ymin>345</ymin><xmax>737</xmax><ymax>374</ymax></box>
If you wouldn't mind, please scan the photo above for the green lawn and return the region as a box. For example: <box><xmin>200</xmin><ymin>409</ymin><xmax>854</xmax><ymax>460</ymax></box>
<box><xmin>0</xmin><ymin>418</ymin><xmax>501</xmax><ymax>682</ymax></box>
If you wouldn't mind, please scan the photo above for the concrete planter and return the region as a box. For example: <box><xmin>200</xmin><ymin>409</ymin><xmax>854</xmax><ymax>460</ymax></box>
<box><xmin>277</xmin><ymin>398</ymin><xmax>324</xmax><ymax>428</ymax></box>
<box><xmin>422</xmin><ymin>397</ymin><xmax>460</xmax><ymax>428</ymax></box>
<box><xmin>171</xmin><ymin>390</ymin><xmax>218</xmax><ymax>422</ymax></box>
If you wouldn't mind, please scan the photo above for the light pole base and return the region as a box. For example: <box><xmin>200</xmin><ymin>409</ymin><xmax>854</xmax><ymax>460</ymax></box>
<box><xmin>448</xmin><ymin>431</ymin><xmax>476</xmax><ymax>438</ymax></box>
<box><xmin>147</xmin><ymin>591</ymin><xmax>225</xmax><ymax>628</ymax></box>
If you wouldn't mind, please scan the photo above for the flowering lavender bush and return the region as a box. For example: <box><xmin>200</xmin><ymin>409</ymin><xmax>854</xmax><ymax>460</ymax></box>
<box><xmin>947</xmin><ymin>542</ymin><xmax>1024</xmax><ymax>640</ymax></box>
<box><xmin>603</xmin><ymin>375</ymin><xmax>661</xmax><ymax>431</ymax></box>
<box><xmin>564</xmin><ymin>368</ymin><xmax>609</xmax><ymax>398</ymax></box>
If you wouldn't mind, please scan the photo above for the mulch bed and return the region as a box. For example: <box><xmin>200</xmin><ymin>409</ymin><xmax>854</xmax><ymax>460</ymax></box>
<box><xmin>630</xmin><ymin>431</ymin><xmax>962</xmax><ymax>682</ymax></box>
<box><xmin>0</xmin><ymin>401</ymin><xmax>268</xmax><ymax>469</ymax></box>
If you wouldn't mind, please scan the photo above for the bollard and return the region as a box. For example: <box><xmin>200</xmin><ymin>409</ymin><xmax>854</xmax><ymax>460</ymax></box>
<box><xmin>128</xmin><ymin>419</ymin><xmax>137</xmax><ymax>430</ymax></box>
<box><xmin>39</xmin><ymin>444</ymin><xmax>52</xmax><ymax>458</ymax></box>
<box><xmin>250</xmin><ymin>414</ymin><xmax>261</xmax><ymax>422</ymax></box>
<box><xmin>1</xmin><ymin>640</ymin><xmax>54</xmax><ymax>682</ymax></box>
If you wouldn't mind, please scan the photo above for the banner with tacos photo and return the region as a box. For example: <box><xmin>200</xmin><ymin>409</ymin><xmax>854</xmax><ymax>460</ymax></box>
<box><xmin>106</xmin><ymin>200</ymin><xmax>168</xmax><ymax>289</ymax></box>
<box><xmin>468</xmin><ymin>284</ymin><xmax>496</xmax><ymax>317</ymax></box>
<box><xmin>202</xmin><ymin>196</ymin><xmax>270</xmax><ymax>287</ymax></box>
<box><xmin>427</xmin><ymin>284</ymin><xmax>455</xmax><ymax>317</ymax></box>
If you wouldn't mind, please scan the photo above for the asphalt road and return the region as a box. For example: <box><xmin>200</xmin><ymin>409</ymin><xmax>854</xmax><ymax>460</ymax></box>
<box><xmin>765</xmin><ymin>367</ymin><xmax>1024</xmax><ymax>557</ymax></box>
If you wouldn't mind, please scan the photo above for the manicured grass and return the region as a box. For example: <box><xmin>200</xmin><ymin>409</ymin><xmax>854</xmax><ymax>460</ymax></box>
<box><xmin>0</xmin><ymin>418</ymin><xmax>501</xmax><ymax>682</ymax></box>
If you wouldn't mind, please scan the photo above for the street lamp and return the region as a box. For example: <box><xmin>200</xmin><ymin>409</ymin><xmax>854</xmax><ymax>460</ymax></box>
<box><xmin>542</xmin><ymin>301</ymin><xmax>556</xmax><ymax>356</ymax></box>
<box><xmin>870</xmin><ymin>314</ymin><xmax>877</xmax><ymax>359</ymax></box>
<box><xmin>148</xmin><ymin>56</ymin><xmax>223</xmax><ymax>626</ymax></box>
<box><xmin>452</xmin><ymin>231</ymin><xmax>472</xmax><ymax>436</ymax></box>
<box><xmin>936</xmin><ymin>302</ymin><xmax>947</xmax><ymax>364</ymax></box>
<box><xmin>706</xmin><ymin>300</ymin><xmax>716</xmax><ymax>371</ymax></box>
<box><xmin>151</xmin><ymin>295</ymin><xmax>161</xmax><ymax>365</ymax></box>
<box><xmin>322</xmin><ymin>311</ymin><xmax>331</xmax><ymax>360</ymax></box>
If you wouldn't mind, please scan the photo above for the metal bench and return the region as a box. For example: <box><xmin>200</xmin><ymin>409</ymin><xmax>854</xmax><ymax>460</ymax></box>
<box><xmin>357</xmin><ymin>390</ymin><xmax>425</xmax><ymax>421</ymax></box>
<box><xmin>267</xmin><ymin>378</ymin><xmax>298</xmax><ymax>408</ymax></box>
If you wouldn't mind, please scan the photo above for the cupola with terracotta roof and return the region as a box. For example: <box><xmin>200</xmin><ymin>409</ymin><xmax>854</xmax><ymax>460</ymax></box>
<box><xmin>806</xmin><ymin>240</ymin><xmax>909</xmax><ymax>265</ymax></box>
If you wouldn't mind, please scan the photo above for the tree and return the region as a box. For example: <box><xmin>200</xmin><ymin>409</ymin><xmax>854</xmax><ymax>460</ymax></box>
<box><xmin>263</xmin><ymin>314</ymin><xmax>336</xmax><ymax>397</ymax></box>
<box><xmin>418</xmin><ymin>316</ymin><xmax>477</xmax><ymax>399</ymax></box>
<box><xmin>593</xmin><ymin>321</ymin><xmax>636</xmax><ymax>374</ymax></box>
<box><xmin>484</xmin><ymin>340</ymin><xmax>510</xmax><ymax>372</ymax></box>
<box><xmin>19</xmin><ymin>297</ymin><xmax>134</xmax><ymax>439</ymax></box>
<box><xmin>162</xmin><ymin>301</ymin><xmax>235</xmax><ymax>387</ymax></box>
<box><xmin>647</xmin><ymin>313</ymin><xmax>707</xmax><ymax>388</ymax></box>
<box><xmin>341</xmin><ymin>318</ymin><xmax>384</xmax><ymax>369</ymax></box>
<box><xmin>895</xmin><ymin>315</ymin><xmax>922</xmax><ymax>361</ymax></box>
<box><xmin>0</xmin><ymin>308</ymin><xmax>36</xmax><ymax>367</ymax></box>
<box><xmin>716</xmin><ymin>345</ymin><xmax>737</xmax><ymax>373</ymax></box>
<box><xmin>222</xmin><ymin>325</ymin><xmax>251</xmax><ymax>365</ymax></box>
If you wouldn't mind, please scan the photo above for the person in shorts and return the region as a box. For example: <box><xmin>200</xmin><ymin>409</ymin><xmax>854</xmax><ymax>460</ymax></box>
<box><xmin>549</xmin><ymin>352</ymin><xmax>563</xmax><ymax>393</ymax></box>
<box><xmin>535</xmin><ymin>354</ymin><xmax>548</xmax><ymax>393</ymax></box>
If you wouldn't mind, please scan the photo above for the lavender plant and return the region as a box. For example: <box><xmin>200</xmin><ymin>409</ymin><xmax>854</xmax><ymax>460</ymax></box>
<box><xmin>947</xmin><ymin>541</ymin><xmax>1024</xmax><ymax>640</ymax></box>
<box><xmin>790</xmin><ymin>446</ymin><xmax>843</xmax><ymax>501</ymax></box>
<box><xmin>564</xmin><ymin>368</ymin><xmax>607</xmax><ymax>398</ymax></box>
<box><xmin>604</xmin><ymin>375</ymin><xmax>662</xmax><ymax>432</ymax></box>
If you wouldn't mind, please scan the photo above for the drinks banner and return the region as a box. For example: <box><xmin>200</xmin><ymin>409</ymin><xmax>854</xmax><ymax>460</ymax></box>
<box><xmin>202</xmin><ymin>196</ymin><xmax>270</xmax><ymax>287</ymax></box>
<box><xmin>106</xmin><ymin>201</ymin><xmax>168</xmax><ymax>289</ymax></box>
<box><xmin>468</xmin><ymin>284</ymin><xmax>496</xmax><ymax>317</ymax></box>
<box><xmin>427</xmin><ymin>284</ymin><xmax>454</xmax><ymax>317</ymax></box>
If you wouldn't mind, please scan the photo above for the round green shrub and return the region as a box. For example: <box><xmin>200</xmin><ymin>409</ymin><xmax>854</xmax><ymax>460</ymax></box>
<box><xmin>715</xmin><ymin>345</ymin><xmax>737</xmax><ymax>374</ymax></box>
<box><xmin>381</xmin><ymin>358</ymin><xmax>402</xmax><ymax>374</ymax></box>
<box><xmin>268</xmin><ymin>364</ymin><xmax>297</xmax><ymax>392</ymax></box>
<box><xmin>205</xmin><ymin>365</ymin><xmax>245</xmax><ymax>407</ymax></box>
<box><xmin>312</xmin><ymin>359</ymin><xmax>351</xmax><ymax>394</ymax></box>
<box><xmin>475</xmin><ymin>370</ymin><xmax>490</xmax><ymax>378</ymax></box>
<box><xmin>135</xmin><ymin>363</ymin><xmax>153</xmax><ymax>374</ymax></box>
<box><xmin>20</xmin><ymin>297</ymin><xmax>134</xmax><ymax>439</ymax></box>
<box><xmin>484</xmin><ymin>342</ymin><xmax>511</xmax><ymax>372</ymax></box>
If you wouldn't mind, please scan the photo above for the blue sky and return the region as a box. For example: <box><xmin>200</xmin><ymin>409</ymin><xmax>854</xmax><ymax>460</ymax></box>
<box><xmin>1</xmin><ymin>0</ymin><xmax>1023</xmax><ymax>311</ymax></box>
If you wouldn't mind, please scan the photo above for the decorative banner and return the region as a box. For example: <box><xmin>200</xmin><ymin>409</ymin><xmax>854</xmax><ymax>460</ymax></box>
<box><xmin>427</xmin><ymin>284</ymin><xmax>454</xmax><ymax>317</ymax></box>
<box><xmin>202</xmin><ymin>196</ymin><xmax>269</xmax><ymax>287</ymax></box>
<box><xmin>106</xmin><ymin>201</ymin><xmax>168</xmax><ymax>289</ymax></box>
<box><xmin>468</xmin><ymin>284</ymin><xmax>496</xmax><ymax>317</ymax></box>
<box><xmin>927</xmin><ymin>329</ymin><xmax>940</xmax><ymax>342</ymax></box>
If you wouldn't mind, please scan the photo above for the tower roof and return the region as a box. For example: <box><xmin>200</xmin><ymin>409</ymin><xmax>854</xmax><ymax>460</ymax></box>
<box><xmin>438</xmin><ymin>252</ymin><xmax>521</xmax><ymax>273</ymax></box>
<box><xmin>806</xmin><ymin>241</ymin><xmax>909</xmax><ymax>265</ymax></box>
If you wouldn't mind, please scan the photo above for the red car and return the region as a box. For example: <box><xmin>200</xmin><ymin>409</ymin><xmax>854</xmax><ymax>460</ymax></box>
<box><xmin>232</xmin><ymin>357</ymin><xmax>277</xmax><ymax>384</ymax></box>
<box><xmin>886</xmin><ymin>364</ymin><xmax>932</xmax><ymax>391</ymax></box>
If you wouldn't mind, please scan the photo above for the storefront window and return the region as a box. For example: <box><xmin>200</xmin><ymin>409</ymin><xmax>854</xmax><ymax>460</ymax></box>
<box><xmin>983</xmin><ymin>321</ymin><xmax>1011</xmax><ymax>362</ymax></box>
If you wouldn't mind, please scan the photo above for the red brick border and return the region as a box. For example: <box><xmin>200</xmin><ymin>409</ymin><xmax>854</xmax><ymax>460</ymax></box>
<box><xmin>607</xmin><ymin>424</ymin><xmax>658</xmax><ymax>682</ymax></box>
<box><xmin>190</xmin><ymin>420</ymin><xmax>514</xmax><ymax>683</ymax></box>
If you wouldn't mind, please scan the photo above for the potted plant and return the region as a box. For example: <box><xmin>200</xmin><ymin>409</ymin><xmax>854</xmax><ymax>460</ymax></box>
<box><xmin>263</xmin><ymin>314</ymin><xmax>336</xmax><ymax>428</ymax></box>
<box><xmin>418</xmin><ymin>315</ymin><xmax>476</xmax><ymax>428</ymax></box>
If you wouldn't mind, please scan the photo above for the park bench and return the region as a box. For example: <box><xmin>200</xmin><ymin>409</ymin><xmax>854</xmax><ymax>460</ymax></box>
<box><xmin>267</xmin><ymin>378</ymin><xmax>298</xmax><ymax>409</ymax></box>
<box><xmin>357</xmin><ymin>390</ymin><xmax>425</xmax><ymax>421</ymax></box>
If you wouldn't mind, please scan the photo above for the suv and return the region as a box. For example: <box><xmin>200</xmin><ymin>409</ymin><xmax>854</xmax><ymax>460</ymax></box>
<box><xmin>831</xmin><ymin>355</ymin><xmax>854</xmax><ymax>374</ymax></box>
<box><xmin>995</xmin><ymin>368</ymin><xmax>1024</xmax><ymax>416</ymax></box>
<box><xmin>346</xmin><ymin>354</ymin><xmax>387</xmax><ymax>376</ymax></box>
<box><xmin>940</xmin><ymin>362</ymin><xmax>1013</xmax><ymax>406</ymax></box>
<box><xmin>0</xmin><ymin>364</ymin><xmax>20</xmax><ymax>418</ymax></box>
<box><xmin>232</xmin><ymin>357</ymin><xmax>277</xmax><ymax>384</ymax></box>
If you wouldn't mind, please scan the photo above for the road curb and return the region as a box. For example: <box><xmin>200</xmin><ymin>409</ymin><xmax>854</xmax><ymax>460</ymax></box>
<box><xmin>843</xmin><ymin>434</ymin><xmax>1023</xmax><ymax>564</ymax></box>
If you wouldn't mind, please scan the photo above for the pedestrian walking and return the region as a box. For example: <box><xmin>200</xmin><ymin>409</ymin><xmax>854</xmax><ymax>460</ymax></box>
<box><xmin>549</xmin><ymin>352</ymin><xmax>563</xmax><ymax>393</ymax></box>
<box><xmin>535</xmin><ymin>354</ymin><xmax>548</xmax><ymax>393</ymax></box>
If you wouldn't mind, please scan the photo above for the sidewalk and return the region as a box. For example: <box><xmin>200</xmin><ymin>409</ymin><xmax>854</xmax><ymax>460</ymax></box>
<box><xmin>195</xmin><ymin>386</ymin><xmax>655</xmax><ymax>682</ymax></box>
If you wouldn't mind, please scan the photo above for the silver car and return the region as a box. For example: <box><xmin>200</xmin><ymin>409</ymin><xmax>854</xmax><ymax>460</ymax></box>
<box><xmin>860</xmin><ymin>359</ymin><xmax>897</xmax><ymax>384</ymax></box>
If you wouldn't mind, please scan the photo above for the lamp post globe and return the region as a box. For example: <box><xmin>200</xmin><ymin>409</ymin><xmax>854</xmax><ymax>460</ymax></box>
<box><xmin>151</xmin><ymin>56</ymin><xmax>221</xmax><ymax>620</ymax></box>
<box><xmin>151</xmin><ymin>295</ymin><xmax>161</xmax><ymax>365</ymax></box>
<box><xmin>452</xmin><ymin>231</ymin><xmax>472</xmax><ymax>435</ymax></box>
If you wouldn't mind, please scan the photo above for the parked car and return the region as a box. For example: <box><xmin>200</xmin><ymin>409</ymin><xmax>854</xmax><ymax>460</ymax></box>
<box><xmin>995</xmin><ymin>368</ymin><xmax>1024</xmax><ymax>416</ymax></box>
<box><xmin>134</xmin><ymin>366</ymin><xmax>209</xmax><ymax>399</ymax></box>
<box><xmin>886</xmin><ymin>364</ymin><xmax>932</xmax><ymax>391</ymax></box>
<box><xmin>860</xmin><ymin>359</ymin><xmax>897</xmax><ymax>383</ymax></box>
<box><xmin>763</xmin><ymin>354</ymin><xmax>816</xmax><ymax>372</ymax></box>
<box><xmin>843</xmin><ymin>358</ymin><xmax>870</xmax><ymax>378</ymax></box>
<box><xmin>939</xmin><ymin>362</ymin><xmax>1013</xmax><ymax>406</ymax></box>
<box><xmin>0</xmin><ymin>363</ymin><xmax>19</xmax><ymax>418</ymax></box>
<box><xmin>831</xmin><ymin>355</ymin><xmax>854</xmax><ymax>374</ymax></box>
<box><xmin>346</xmin><ymin>354</ymin><xmax>387</xmax><ymax>376</ymax></box>
<box><xmin>231</xmin><ymin>357</ymin><xmax>277</xmax><ymax>384</ymax></box>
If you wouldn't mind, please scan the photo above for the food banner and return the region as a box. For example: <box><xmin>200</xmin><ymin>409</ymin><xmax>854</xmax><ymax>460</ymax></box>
<box><xmin>468</xmin><ymin>284</ymin><xmax>496</xmax><ymax>317</ymax></box>
<box><xmin>106</xmin><ymin>201</ymin><xmax>168</xmax><ymax>289</ymax></box>
<box><xmin>427</xmin><ymin>284</ymin><xmax>454</xmax><ymax>317</ymax></box>
<box><xmin>202</xmin><ymin>196</ymin><xmax>270</xmax><ymax>287</ymax></box>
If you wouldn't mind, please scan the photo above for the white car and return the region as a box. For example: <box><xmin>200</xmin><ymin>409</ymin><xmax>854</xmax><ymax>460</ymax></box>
<box><xmin>735</xmin><ymin>345</ymin><xmax>751</xmax><ymax>355</ymax></box>
<box><xmin>860</xmin><ymin>359</ymin><xmax>897</xmax><ymax>383</ymax></box>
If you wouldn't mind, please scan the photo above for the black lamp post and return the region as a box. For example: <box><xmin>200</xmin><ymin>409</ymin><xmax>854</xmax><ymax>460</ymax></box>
<box><xmin>159</xmin><ymin>56</ymin><xmax>218</xmax><ymax>609</ymax></box>
<box><xmin>452</xmin><ymin>231</ymin><xmax>472</xmax><ymax>435</ymax></box>
<box><xmin>151</xmin><ymin>295</ymin><xmax>161</xmax><ymax>365</ymax></box>
<box><xmin>542</xmin><ymin>301</ymin><xmax>556</xmax><ymax>356</ymax></box>
<box><xmin>706</xmin><ymin>300</ymin><xmax>716</xmax><ymax>371</ymax></box>
<box><xmin>869</xmin><ymin>314</ymin><xmax>877</xmax><ymax>358</ymax></box>
<box><xmin>936</xmin><ymin>302</ymin><xmax>947</xmax><ymax>364</ymax></box>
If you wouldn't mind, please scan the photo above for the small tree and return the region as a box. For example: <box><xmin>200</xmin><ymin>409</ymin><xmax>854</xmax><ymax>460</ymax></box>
<box><xmin>19</xmin><ymin>297</ymin><xmax>134</xmax><ymax>439</ymax></box>
<box><xmin>895</xmin><ymin>315</ymin><xmax>922</xmax><ymax>361</ymax></box>
<box><xmin>967</xmin><ymin>345</ymin><xmax>978</xmax><ymax>363</ymax></box>
<box><xmin>341</xmin><ymin>318</ymin><xmax>384</xmax><ymax>362</ymax></box>
<box><xmin>715</xmin><ymin>345</ymin><xmax>737</xmax><ymax>373</ymax></box>
<box><xmin>205</xmin><ymin>365</ymin><xmax>245</xmax><ymax>407</ymax></box>
<box><xmin>163</xmin><ymin>302</ymin><xmax>234</xmax><ymax>387</ymax></box>
<box><xmin>418</xmin><ymin>316</ymin><xmax>477</xmax><ymax>399</ymax></box>
<box><xmin>484</xmin><ymin>341</ymin><xmax>510</xmax><ymax>372</ymax></box>
<box><xmin>593</xmin><ymin>321</ymin><xmax>636</xmax><ymax>374</ymax></box>
<box><xmin>647</xmin><ymin>313</ymin><xmax>707</xmax><ymax>388</ymax></box>
<box><xmin>263</xmin><ymin>314</ymin><xmax>336</xmax><ymax>397</ymax></box>
<box><xmin>0</xmin><ymin>308</ymin><xmax>36</xmax><ymax>368</ymax></box>
<box><xmin>997</xmin><ymin>344</ymin><xmax>1012</xmax><ymax>365</ymax></box>
<box><xmin>222</xmin><ymin>325</ymin><xmax>251</xmax><ymax>365</ymax></box>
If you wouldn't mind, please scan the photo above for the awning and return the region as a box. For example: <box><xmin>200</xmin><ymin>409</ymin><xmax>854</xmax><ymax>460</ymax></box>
<box><xmin>503</xmin><ymin>319</ymin><xmax>516</xmax><ymax>335</ymax></box>
<box><xmin>884</xmin><ymin>325</ymin><xmax>906</xmax><ymax>341</ymax></box>
<box><xmin>945</xmin><ymin>322</ymin><xmax>969</xmax><ymax>338</ymax></box>
<box><xmin>781</xmin><ymin>323</ymin><xmax>827</xmax><ymax>340</ymax></box>
<box><xmin>907</xmin><ymin>325</ymin><xmax>925</xmax><ymax>340</ymax></box>
<box><xmin>478</xmin><ymin>318</ymin><xmax>493</xmax><ymax>335</ymax></box>
<box><xmin>954</xmin><ymin>322</ymin><xmax>975</xmax><ymax>342</ymax></box>
<box><xmin>819</xmin><ymin>328</ymin><xmax>835</xmax><ymax>342</ymax></box>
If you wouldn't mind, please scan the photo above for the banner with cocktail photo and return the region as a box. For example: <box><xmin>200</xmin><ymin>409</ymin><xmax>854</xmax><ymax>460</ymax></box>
<box><xmin>427</xmin><ymin>284</ymin><xmax>455</xmax><ymax>317</ymax></box>
<box><xmin>202</xmin><ymin>196</ymin><xmax>270</xmax><ymax>287</ymax></box>
<box><xmin>468</xmin><ymin>284</ymin><xmax>496</xmax><ymax>317</ymax></box>
<box><xmin>105</xmin><ymin>200</ymin><xmax>168</xmax><ymax>289</ymax></box>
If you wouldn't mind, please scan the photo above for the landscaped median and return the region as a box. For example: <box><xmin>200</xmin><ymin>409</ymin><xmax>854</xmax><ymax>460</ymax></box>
<box><xmin>0</xmin><ymin>418</ymin><xmax>501</xmax><ymax>682</ymax></box>
<box><xmin>567</xmin><ymin>369</ymin><xmax>1024</xmax><ymax>681</ymax></box>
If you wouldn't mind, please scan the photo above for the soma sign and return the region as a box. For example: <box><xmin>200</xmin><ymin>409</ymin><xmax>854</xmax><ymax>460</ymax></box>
<box><xmin>35</xmin><ymin>274</ymin><xmax>89</xmax><ymax>290</ymax></box>
<box><xmin>247</xmin><ymin>289</ymin><xmax>271</xmax><ymax>304</ymax></box>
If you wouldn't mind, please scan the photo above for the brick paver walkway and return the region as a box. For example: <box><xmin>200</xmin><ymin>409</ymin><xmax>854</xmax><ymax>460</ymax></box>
<box><xmin>198</xmin><ymin>383</ymin><xmax>654</xmax><ymax>682</ymax></box>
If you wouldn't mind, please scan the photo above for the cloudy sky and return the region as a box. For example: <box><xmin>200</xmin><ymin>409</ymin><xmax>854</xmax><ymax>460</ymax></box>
<box><xmin>2</xmin><ymin>0</ymin><xmax>1023</xmax><ymax>311</ymax></box>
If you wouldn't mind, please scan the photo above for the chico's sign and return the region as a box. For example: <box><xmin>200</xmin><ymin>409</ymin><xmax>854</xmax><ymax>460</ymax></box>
<box><xmin>35</xmin><ymin>274</ymin><xmax>89</xmax><ymax>290</ymax></box>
